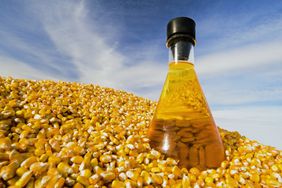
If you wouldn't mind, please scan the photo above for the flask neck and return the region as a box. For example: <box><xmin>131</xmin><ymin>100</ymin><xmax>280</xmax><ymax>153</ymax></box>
<box><xmin>169</xmin><ymin>41</ymin><xmax>194</xmax><ymax>64</ymax></box>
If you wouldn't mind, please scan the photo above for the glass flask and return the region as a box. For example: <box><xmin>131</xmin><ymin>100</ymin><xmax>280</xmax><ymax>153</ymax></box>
<box><xmin>148</xmin><ymin>17</ymin><xmax>225</xmax><ymax>170</ymax></box>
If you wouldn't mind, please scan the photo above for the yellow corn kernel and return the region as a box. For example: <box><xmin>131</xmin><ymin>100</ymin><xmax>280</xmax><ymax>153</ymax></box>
<box><xmin>26</xmin><ymin>177</ymin><xmax>35</xmax><ymax>188</ymax></box>
<box><xmin>125</xmin><ymin>179</ymin><xmax>137</xmax><ymax>187</ymax></box>
<box><xmin>73</xmin><ymin>183</ymin><xmax>84</xmax><ymax>188</ymax></box>
<box><xmin>173</xmin><ymin>180</ymin><xmax>182</xmax><ymax>188</ymax></box>
<box><xmin>80</xmin><ymin>169</ymin><xmax>92</xmax><ymax>178</ymax></box>
<box><xmin>100</xmin><ymin>154</ymin><xmax>112</xmax><ymax>163</ymax></box>
<box><xmin>21</xmin><ymin>156</ymin><xmax>38</xmax><ymax>169</ymax></box>
<box><xmin>65</xmin><ymin>177</ymin><xmax>75</xmax><ymax>187</ymax></box>
<box><xmin>89</xmin><ymin>174</ymin><xmax>100</xmax><ymax>184</ymax></box>
<box><xmin>0</xmin><ymin>160</ymin><xmax>19</xmax><ymax>180</ymax></box>
<box><xmin>136</xmin><ymin>176</ymin><xmax>143</xmax><ymax>187</ymax></box>
<box><xmin>34</xmin><ymin>148</ymin><xmax>45</xmax><ymax>156</ymax></box>
<box><xmin>0</xmin><ymin>161</ymin><xmax>9</xmax><ymax>169</ymax></box>
<box><xmin>54</xmin><ymin>177</ymin><xmax>65</xmax><ymax>188</ymax></box>
<box><xmin>205</xmin><ymin>176</ymin><xmax>214</xmax><ymax>185</ymax></box>
<box><xmin>10</xmin><ymin>152</ymin><xmax>32</xmax><ymax>164</ymax></box>
<box><xmin>39</xmin><ymin>154</ymin><xmax>49</xmax><ymax>162</ymax></box>
<box><xmin>57</xmin><ymin>162</ymin><xmax>73</xmax><ymax>176</ymax></box>
<box><xmin>189</xmin><ymin>167</ymin><xmax>200</xmax><ymax>176</ymax></box>
<box><xmin>182</xmin><ymin>175</ymin><xmax>191</xmax><ymax>188</ymax></box>
<box><xmin>181</xmin><ymin>168</ymin><xmax>189</xmax><ymax>175</ymax></box>
<box><xmin>30</xmin><ymin>162</ymin><xmax>48</xmax><ymax>176</ymax></box>
<box><xmin>94</xmin><ymin>166</ymin><xmax>104</xmax><ymax>175</ymax></box>
<box><xmin>101</xmin><ymin>171</ymin><xmax>116</xmax><ymax>183</ymax></box>
<box><xmin>112</xmin><ymin>180</ymin><xmax>126</xmax><ymax>188</ymax></box>
<box><xmin>90</xmin><ymin>158</ymin><xmax>98</xmax><ymax>167</ymax></box>
<box><xmin>48</xmin><ymin>155</ymin><xmax>61</xmax><ymax>167</ymax></box>
<box><xmin>46</xmin><ymin>168</ymin><xmax>60</xmax><ymax>178</ymax></box>
<box><xmin>79</xmin><ymin>152</ymin><xmax>92</xmax><ymax>170</ymax></box>
<box><xmin>141</xmin><ymin>171</ymin><xmax>151</xmax><ymax>185</ymax></box>
<box><xmin>77</xmin><ymin>175</ymin><xmax>90</xmax><ymax>186</ymax></box>
<box><xmin>0</xmin><ymin>137</ymin><xmax>12</xmax><ymax>151</ymax></box>
<box><xmin>151</xmin><ymin>167</ymin><xmax>161</xmax><ymax>173</ymax></box>
<box><xmin>271</xmin><ymin>165</ymin><xmax>279</xmax><ymax>172</ymax></box>
<box><xmin>151</xmin><ymin>173</ymin><xmax>163</xmax><ymax>185</ymax></box>
<box><xmin>226</xmin><ymin>176</ymin><xmax>238</xmax><ymax>187</ymax></box>
<box><xmin>250</xmin><ymin>172</ymin><xmax>260</xmax><ymax>183</ymax></box>
<box><xmin>126</xmin><ymin>170</ymin><xmax>139</xmax><ymax>181</ymax></box>
<box><xmin>34</xmin><ymin>175</ymin><xmax>51</xmax><ymax>188</ymax></box>
<box><xmin>15</xmin><ymin>170</ymin><xmax>33</xmax><ymax>187</ymax></box>
<box><xmin>7</xmin><ymin>176</ymin><xmax>19</xmax><ymax>185</ymax></box>
<box><xmin>184</xmin><ymin>174</ymin><xmax>193</xmax><ymax>185</ymax></box>
<box><xmin>167</xmin><ymin>178</ymin><xmax>176</xmax><ymax>186</ymax></box>
<box><xmin>71</xmin><ymin>163</ymin><xmax>79</xmax><ymax>173</ymax></box>
<box><xmin>16</xmin><ymin>166</ymin><xmax>28</xmax><ymax>177</ymax></box>
<box><xmin>46</xmin><ymin>175</ymin><xmax>62</xmax><ymax>188</ymax></box>
<box><xmin>172</xmin><ymin>166</ymin><xmax>181</xmax><ymax>178</ymax></box>
<box><xmin>71</xmin><ymin>156</ymin><xmax>84</xmax><ymax>164</ymax></box>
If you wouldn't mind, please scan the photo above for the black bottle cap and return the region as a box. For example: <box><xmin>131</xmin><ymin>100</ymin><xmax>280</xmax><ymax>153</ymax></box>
<box><xmin>166</xmin><ymin>17</ymin><xmax>196</xmax><ymax>47</ymax></box>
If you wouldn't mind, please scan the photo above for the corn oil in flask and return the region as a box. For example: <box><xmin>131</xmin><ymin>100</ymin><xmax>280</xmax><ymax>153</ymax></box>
<box><xmin>148</xmin><ymin>17</ymin><xmax>225</xmax><ymax>170</ymax></box>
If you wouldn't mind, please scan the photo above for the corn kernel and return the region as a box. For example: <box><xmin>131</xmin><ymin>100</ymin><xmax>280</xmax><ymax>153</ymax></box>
<box><xmin>81</xmin><ymin>169</ymin><xmax>92</xmax><ymax>178</ymax></box>
<box><xmin>89</xmin><ymin>174</ymin><xmax>100</xmax><ymax>184</ymax></box>
<box><xmin>77</xmin><ymin>175</ymin><xmax>89</xmax><ymax>186</ymax></box>
<box><xmin>100</xmin><ymin>154</ymin><xmax>112</xmax><ymax>163</ymax></box>
<box><xmin>271</xmin><ymin>165</ymin><xmax>279</xmax><ymax>172</ymax></box>
<box><xmin>57</xmin><ymin>162</ymin><xmax>73</xmax><ymax>176</ymax></box>
<box><xmin>54</xmin><ymin>177</ymin><xmax>65</xmax><ymax>188</ymax></box>
<box><xmin>172</xmin><ymin>166</ymin><xmax>182</xmax><ymax>178</ymax></box>
<box><xmin>205</xmin><ymin>176</ymin><xmax>214</xmax><ymax>185</ymax></box>
<box><xmin>71</xmin><ymin>156</ymin><xmax>84</xmax><ymax>164</ymax></box>
<box><xmin>112</xmin><ymin>180</ymin><xmax>126</xmax><ymax>188</ymax></box>
<box><xmin>90</xmin><ymin>158</ymin><xmax>98</xmax><ymax>167</ymax></box>
<box><xmin>182</xmin><ymin>174</ymin><xmax>190</xmax><ymax>188</ymax></box>
<box><xmin>0</xmin><ymin>160</ymin><xmax>19</xmax><ymax>180</ymax></box>
<box><xmin>73</xmin><ymin>182</ymin><xmax>84</xmax><ymax>188</ymax></box>
<box><xmin>101</xmin><ymin>171</ymin><xmax>116</xmax><ymax>183</ymax></box>
<box><xmin>152</xmin><ymin>173</ymin><xmax>163</xmax><ymax>185</ymax></box>
<box><xmin>250</xmin><ymin>172</ymin><xmax>260</xmax><ymax>183</ymax></box>
<box><xmin>30</xmin><ymin>162</ymin><xmax>48</xmax><ymax>176</ymax></box>
<box><xmin>189</xmin><ymin>167</ymin><xmax>200</xmax><ymax>176</ymax></box>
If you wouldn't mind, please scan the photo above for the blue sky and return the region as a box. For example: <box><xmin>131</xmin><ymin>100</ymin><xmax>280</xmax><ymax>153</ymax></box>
<box><xmin>0</xmin><ymin>0</ymin><xmax>282</xmax><ymax>149</ymax></box>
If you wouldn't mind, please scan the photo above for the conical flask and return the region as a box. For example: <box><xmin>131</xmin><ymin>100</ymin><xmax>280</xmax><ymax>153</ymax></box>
<box><xmin>148</xmin><ymin>17</ymin><xmax>225</xmax><ymax>170</ymax></box>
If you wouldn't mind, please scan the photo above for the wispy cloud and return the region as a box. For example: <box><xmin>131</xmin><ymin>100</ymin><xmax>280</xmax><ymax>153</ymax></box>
<box><xmin>0</xmin><ymin>0</ymin><xmax>166</xmax><ymax>98</ymax></box>
<box><xmin>0</xmin><ymin>56</ymin><xmax>56</xmax><ymax>80</ymax></box>
<box><xmin>0</xmin><ymin>19</ymin><xmax>78</xmax><ymax>81</ymax></box>
<box><xmin>195</xmin><ymin>12</ymin><xmax>282</xmax><ymax>107</ymax></box>
<box><xmin>197</xmin><ymin>40</ymin><xmax>282</xmax><ymax>76</ymax></box>
<box><xmin>31</xmin><ymin>0</ymin><xmax>166</xmax><ymax>96</ymax></box>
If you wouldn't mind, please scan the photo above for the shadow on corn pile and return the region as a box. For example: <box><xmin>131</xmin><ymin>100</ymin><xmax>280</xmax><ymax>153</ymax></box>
<box><xmin>0</xmin><ymin>76</ymin><xmax>281</xmax><ymax>188</ymax></box>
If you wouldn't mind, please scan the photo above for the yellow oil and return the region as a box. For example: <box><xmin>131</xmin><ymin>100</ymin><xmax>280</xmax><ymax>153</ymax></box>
<box><xmin>148</xmin><ymin>61</ymin><xmax>225</xmax><ymax>170</ymax></box>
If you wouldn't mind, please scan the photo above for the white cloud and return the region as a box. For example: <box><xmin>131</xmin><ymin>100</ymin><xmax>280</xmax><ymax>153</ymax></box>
<box><xmin>0</xmin><ymin>29</ymin><xmax>77</xmax><ymax>80</ymax></box>
<box><xmin>0</xmin><ymin>56</ymin><xmax>57</xmax><ymax>80</ymax></box>
<box><xmin>197</xmin><ymin>40</ymin><xmax>282</xmax><ymax>76</ymax></box>
<box><xmin>30</xmin><ymin>0</ymin><xmax>166</xmax><ymax>93</ymax></box>
<box><xmin>0</xmin><ymin>0</ymin><xmax>166</xmax><ymax>95</ymax></box>
<box><xmin>213</xmin><ymin>106</ymin><xmax>282</xmax><ymax>149</ymax></box>
<box><xmin>206</xmin><ymin>87</ymin><xmax>282</xmax><ymax>106</ymax></box>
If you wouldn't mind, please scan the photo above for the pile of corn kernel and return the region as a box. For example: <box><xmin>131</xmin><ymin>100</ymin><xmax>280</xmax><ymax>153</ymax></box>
<box><xmin>0</xmin><ymin>76</ymin><xmax>281</xmax><ymax>188</ymax></box>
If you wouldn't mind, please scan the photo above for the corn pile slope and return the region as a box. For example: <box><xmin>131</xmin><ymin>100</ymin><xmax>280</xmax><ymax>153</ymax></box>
<box><xmin>0</xmin><ymin>77</ymin><xmax>281</xmax><ymax>187</ymax></box>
